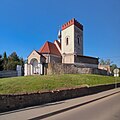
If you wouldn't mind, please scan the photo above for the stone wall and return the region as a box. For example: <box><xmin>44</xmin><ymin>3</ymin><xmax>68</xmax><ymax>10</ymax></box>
<box><xmin>46</xmin><ymin>63</ymin><xmax>107</xmax><ymax>75</ymax></box>
<box><xmin>42</xmin><ymin>54</ymin><xmax>61</xmax><ymax>63</ymax></box>
<box><xmin>49</xmin><ymin>55</ymin><xmax>62</xmax><ymax>63</ymax></box>
<box><xmin>75</xmin><ymin>55</ymin><xmax>98</xmax><ymax>64</ymax></box>
<box><xmin>0</xmin><ymin>83</ymin><xmax>120</xmax><ymax>113</ymax></box>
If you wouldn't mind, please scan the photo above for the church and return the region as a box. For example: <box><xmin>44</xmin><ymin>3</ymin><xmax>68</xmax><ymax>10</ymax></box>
<box><xmin>24</xmin><ymin>18</ymin><xmax>99</xmax><ymax>75</ymax></box>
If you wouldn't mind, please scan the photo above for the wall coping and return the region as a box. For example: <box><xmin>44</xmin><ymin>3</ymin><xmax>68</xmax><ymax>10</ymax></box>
<box><xmin>0</xmin><ymin>83</ymin><xmax>119</xmax><ymax>96</ymax></box>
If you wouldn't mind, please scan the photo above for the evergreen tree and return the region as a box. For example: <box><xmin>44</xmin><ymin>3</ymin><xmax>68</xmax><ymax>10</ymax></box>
<box><xmin>19</xmin><ymin>57</ymin><xmax>24</xmax><ymax>75</ymax></box>
<box><xmin>7</xmin><ymin>52</ymin><xmax>20</xmax><ymax>70</ymax></box>
<box><xmin>3</xmin><ymin>52</ymin><xmax>8</xmax><ymax>70</ymax></box>
<box><xmin>0</xmin><ymin>54</ymin><xmax>3</xmax><ymax>71</ymax></box>
<box><xmin>19</xmin><ymin>58</ymin><xmax>24</xmax><ymax>68</ymax></box>
<box><xmin>8</xmin><ymin>52</ymin><xmax>19</xmax><ymax>62</ymax></box>
<box><xmin>0</xmin><ymin>52</ymin><xmax>24</xmax><ymax>72</ymax></box>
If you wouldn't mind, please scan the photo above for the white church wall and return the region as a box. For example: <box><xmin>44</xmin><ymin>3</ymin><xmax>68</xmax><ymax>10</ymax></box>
<box><xmin>28</xmin><ymin>50</ymin><xmax>40</xmax><ymax>64</ymax></box>
<box><xmin>37</xmin><ymin>63</ymin><xmax>43</xmax><ymax>75</ymax></box>
<box><xmin>61</xmin><ymin>25</ymin><xmax>74</xmax><ymax>54</ymax></box>
<box><xmin>62</xmin><ymin>54</ymin><xmax>74</xmax><ymax>63</ymax></box>
<box><xmin>24</xmin><ymin>64</ymin><xmax>28</xmax><ymax>76</ymax></box>
<box><xmin>61</xmin><ymin>21</ymin><xmax>84</xmax><ymax>64</ymax></box>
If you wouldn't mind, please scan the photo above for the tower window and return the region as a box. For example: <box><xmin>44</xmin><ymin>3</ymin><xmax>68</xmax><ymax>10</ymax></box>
<box><xmin>78</xmin><ymin>37</ymin><xmax>80</xmax><ymax>45</ymax></box>
<box><xmin>77</xmin><ymin>35</ymin><xmax>81</xmax><ymax>45</ymax></box>
<box><xmin>66</xmin><ymin>37</ymin><xmax>69</xmax><ymax>45</ymax></box>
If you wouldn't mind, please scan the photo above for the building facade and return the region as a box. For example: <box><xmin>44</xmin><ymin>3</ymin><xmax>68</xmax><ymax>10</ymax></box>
<box><xmin>25</xmin><ymin>18</ymin><xmax>98</xmax><ymax>75</ymax></box>
<box><xmin>61</xmin><ymin>18</ymin><xmax>83</xmax><ymax>63</ymax></box>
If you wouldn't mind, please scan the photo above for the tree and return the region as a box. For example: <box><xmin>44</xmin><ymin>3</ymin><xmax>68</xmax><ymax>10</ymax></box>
<box><xmin>8</xmin><ymin>52</ymin><xmax>19</xmax><ymax>62</ymax></box>
<box><xmin>19</xmin><ymin>58</ymin><xmax>24</xmax><ymax>67</ymax></box>
<box><xmin>99</xmin><ymin>59</ymin><xmax>106</xmax><ymax>65</ymax></box>
<box><xmin>99</xmin><ymin>58</ymin><xmax>118</xmax><ymax>74</ymax></box>
<box><xmin>99</xmin><ymin>59</ymin><xmax>113</xmax><ymax>65</ymax></box>
<box><xmin>7</xmin><ymin>52</ymin><xmax>20</xmax><ymax>70</ymax></box>
<box><xmin>3</xmin><ymin>52</ymin><xmax>8</xmax><ymax>70</ymax></box>
<box><xmin>0</xmin><ymin>54</ymin><xmax>3</xmax><ymax>71</ymax></box>
<box><xmin>110</xmin><ymin>64</ymin><xmax>117</xmax><ymax>73</ymax></box>
<box><xmin>0</xmin><ymin>52</ymin><xmax>24</xmax><ymax>72</ymax></box>
<box><xmin>19</xmin><ymin>57</ymin><xmax>24</xmax><ymax>75</ymax></box>
<box><xmin>105</xmin><ymin>59</ymin><xmax>113</xmax><ymax>65</ymax></box>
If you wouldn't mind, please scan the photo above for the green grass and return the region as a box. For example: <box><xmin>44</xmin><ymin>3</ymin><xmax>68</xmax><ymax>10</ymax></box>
<box><xmin>0</xmin><ymin>74</ymin><xmax>120</xmax><ymax>94</ymax></box>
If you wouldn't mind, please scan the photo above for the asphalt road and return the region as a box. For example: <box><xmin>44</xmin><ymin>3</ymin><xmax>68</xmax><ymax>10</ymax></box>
<box><xmin>44</xmin><ymin>92</ymin><xmax>120</xmax><ymax>120</ymax></box>
<box><xmin>0</xmin><ymin>88</ymin><xmax>120</xmax><ymax>120</ymax></box>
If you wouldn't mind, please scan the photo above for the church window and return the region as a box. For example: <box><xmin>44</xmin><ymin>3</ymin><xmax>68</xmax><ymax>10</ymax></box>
<box><xmin>66</xmin><ymin>37</ymin><xmax>69</xmax><ymax>45</ymax></box>
<box><xmin>77</xmin><ymin>35</ymin><xmax>80</xmax><ymax>45</ymax></box>
<box><xmin>78</xmin><ymin>37</ymin><xmax>80</xmax><ymax>45</ymax></box>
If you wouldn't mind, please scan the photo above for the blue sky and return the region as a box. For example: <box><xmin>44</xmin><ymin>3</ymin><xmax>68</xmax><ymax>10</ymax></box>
<box><xmin>0</xmin><ymin>0</ymin><xmax>120</xmax><ymax>67</ymax></box>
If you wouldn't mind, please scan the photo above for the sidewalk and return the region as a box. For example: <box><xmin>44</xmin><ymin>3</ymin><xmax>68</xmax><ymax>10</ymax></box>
<box><xmin>0</xmin><ymin>88</ymin><xmax>120</xmax><ymax>120</ymax></box>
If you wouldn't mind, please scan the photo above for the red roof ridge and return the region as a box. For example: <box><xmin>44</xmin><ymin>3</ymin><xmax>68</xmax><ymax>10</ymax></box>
<box><xmin>39</xmin><ymin>41</ymin><xmax>50</xmax><ymax>54</ymax></box>
<box><xmin>39</xmin><ymin>41</ymin><xmax>61</xmax><ymax>56</ymax></box>
<box><xmin>46</xmin><ymin>41</ymin><xmax>50</xmax><ymax>53</ymax></box>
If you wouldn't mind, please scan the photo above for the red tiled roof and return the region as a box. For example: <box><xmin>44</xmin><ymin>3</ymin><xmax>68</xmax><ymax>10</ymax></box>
<box><xmin>39</xmin><ymin>41</ymin><xmax>61</xmax><ymax>56</ymax></box>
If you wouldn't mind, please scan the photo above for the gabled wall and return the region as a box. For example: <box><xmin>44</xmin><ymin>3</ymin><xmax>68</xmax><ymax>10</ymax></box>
<box><xmin>28</xmin><ymin>50</ymin><xmax>45</xmax><ymax>64</ymax></box>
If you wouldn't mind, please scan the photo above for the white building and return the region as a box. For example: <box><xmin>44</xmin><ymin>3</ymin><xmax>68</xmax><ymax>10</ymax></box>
<box><xmin>25</xmin><ymin>18</ymin><xmax>98</xmax><ymax>75</ymax></box>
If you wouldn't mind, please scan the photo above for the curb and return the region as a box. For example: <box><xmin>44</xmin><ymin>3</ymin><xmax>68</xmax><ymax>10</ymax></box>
<box><xmin>29</xmin><ymin>90</ymin><xmax>120</xmax><ymax>120</ymax></box>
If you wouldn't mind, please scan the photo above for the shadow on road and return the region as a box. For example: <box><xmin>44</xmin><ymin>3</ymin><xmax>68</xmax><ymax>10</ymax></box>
<box><xmin>29</xmin><ymin>91</ymin><xmax>120</xmax><ymax>120</ymax></box>
<box><xmin>0</xmin><ymin>101</ymin><xmax>65</xmax><ymax>116</ymax></box>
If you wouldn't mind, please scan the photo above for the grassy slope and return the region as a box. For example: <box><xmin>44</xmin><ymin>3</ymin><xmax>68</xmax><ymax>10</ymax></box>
<box><xmin>0</xmin><ymin>74</ymin><xmax>120</xmax><ymax>94</ymax></box>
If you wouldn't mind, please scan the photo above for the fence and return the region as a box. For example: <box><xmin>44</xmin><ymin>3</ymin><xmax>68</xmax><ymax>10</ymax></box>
<box><xmin>0</xmin><ymin>65</ymin><xmax>22</xmax><ymax>78</ymax></box>
<box><xmin>0</xmin><ymin>70</ymin><xmax>17</xmax><ymax>78</ymax></box>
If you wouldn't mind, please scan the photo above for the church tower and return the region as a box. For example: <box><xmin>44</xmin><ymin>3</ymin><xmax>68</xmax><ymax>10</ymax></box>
<box><xmin>61</xmin><ymin>18</ymin><xmax>83</xmax><ymax>63</ymax></box>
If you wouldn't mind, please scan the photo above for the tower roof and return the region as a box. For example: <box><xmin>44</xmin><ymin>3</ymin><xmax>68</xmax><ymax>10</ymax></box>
<box><xmin>62</xmin><ymin>18</ymin><xmax>83</xmax><ymax>31</ymax></box>
<box><xmin>39</xmin><ymin>41</ymin><xmax>61</xmax><ymax>56</ymax></box>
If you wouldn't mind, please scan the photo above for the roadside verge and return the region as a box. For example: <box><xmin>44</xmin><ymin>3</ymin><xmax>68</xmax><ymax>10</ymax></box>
<box><xmin>0</xmin><ymin>83</ymin><xmax>120</xmax><ymax>113</ymax></box>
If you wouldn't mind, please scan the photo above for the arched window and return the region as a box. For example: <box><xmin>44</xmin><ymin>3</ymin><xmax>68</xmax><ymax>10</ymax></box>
<box><xmin>77</xmin><ymin>35</ymin><xmax>80</xmax><ymax>45</ymax></box>
<box><xmin>66</xmin><ymin>37</ymin><xmax>69</xmax><ymax>45</ymax></box>
<box><xmin>78</xmin><ymin>37</ymin><xmax>80</xmax><ymax>45</ymax></box>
